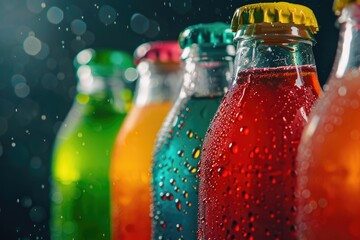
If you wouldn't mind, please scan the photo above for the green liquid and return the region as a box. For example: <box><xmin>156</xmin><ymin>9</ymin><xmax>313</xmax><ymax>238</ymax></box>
<box><xmin>152</xmin><ymin>96</ymin><xmax>222</xmax><ymax>239</ymax></box>
<box><xmin>51</xmin><ymin>97</ymin><xmax>126</xmax><ymax>240</ymax></box>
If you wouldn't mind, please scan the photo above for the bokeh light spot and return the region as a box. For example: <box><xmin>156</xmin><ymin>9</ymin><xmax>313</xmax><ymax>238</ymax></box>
<box><xmin>47</xmin><ymin>6</ymin><xmax>64</xmax><ymax>24</ymax></box>
<box><xmin>23</xmin><ymin>36</ymin><xmax>42</xmax><ymax>56</ymax></box>
<box><xmin>71</xmin><ymin>19</ymin><xmax>87</xmax><ymax>35</ymax></box>
<box><xmin>98</xmin><ymin>5</ymin><xmax>117</xmax><ymax>25</ymax></box>
<box><xmin>145</xmin><ymin>20</ymin><xmax>160</xmax><ymax>38</ymax></box>
<box><xmin>124</xmin><ymin>68</ymin><xmax>138</xmax><ymax>82</ymax></box>
<box><xmin>14</xmin><ymin>83</ymin><xmax>30</xmax><ymax>98</ymax></box>
<box><xmin>30</xmin><ymin>157</ymin><xmax>42</xmax><ymax>169</ymax></box>
<box><xmin>130</xmin><ymin>13</ymin><xmax>150</xmax><ymax>34</ymax></box>
<box><xmin>11</xmin><ymin>74</ymin><xmax>26</xmax><ymax>87</ymax></box>
<box><xmin>29</xmin><ymin>206</ymin><xmax>46</xmax><ymax>223</ymax></box>
<box><xmin>21</xmin><ymin>197</ymin><xmax>32</xmax><ymax>208</ymax></box>
<box><xmin>26</xmin><ymin>0</ymin><xmax>44</xmax><ymax>14</ymax></box>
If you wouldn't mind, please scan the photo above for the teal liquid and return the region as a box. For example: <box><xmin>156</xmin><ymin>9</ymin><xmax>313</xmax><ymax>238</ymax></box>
<box><xmin>51</xmin><ymin>97</ymin><xmax>126</xmax><ymax>240</ymax></box>
<box><xmin>152</xmin><ymin>96</ymin><xmax>223</xmax><ymax>239</ymax></box>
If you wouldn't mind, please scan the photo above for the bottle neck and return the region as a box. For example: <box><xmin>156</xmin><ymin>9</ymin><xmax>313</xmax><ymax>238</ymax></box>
<box><xmin>331</xmin><ymin>3</ymin><xmax>360</xmax><ymax>78</ymax></box>
<box><xmin>76</xmin><ymin>75</ymin><xmax>128</xmax><ymax>114</ymax></box>
<box><xmin>233</xmin><ymin>23</ymin><xmax>316</xmax><ymax>75</ymax></box>
<box><xmin>181</xmin><ymin>51</ymin><xmax>234</xmax><ymax>98</ymax></box>
<box><xmin>134</xmin><ymin>61</ymin><xmax>182</xmax><ymax>106</ymax></box>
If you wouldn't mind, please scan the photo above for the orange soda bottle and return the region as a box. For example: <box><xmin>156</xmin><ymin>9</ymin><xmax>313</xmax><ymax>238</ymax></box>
<box><xmin>297</xmin><ymin>1</ymin><xmax>360</xmax><ymax>239</ymax></box>
<box><xmin>110</xmin><ymin>41</ymin><xmax>182</xmax><ymax>239</ymax></box>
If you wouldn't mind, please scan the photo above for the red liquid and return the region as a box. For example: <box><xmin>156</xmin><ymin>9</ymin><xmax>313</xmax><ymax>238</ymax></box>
<box><xmin>198</xmin><ymin>66</ymin><xmax>320</xmax><ymax>239</ymax></box>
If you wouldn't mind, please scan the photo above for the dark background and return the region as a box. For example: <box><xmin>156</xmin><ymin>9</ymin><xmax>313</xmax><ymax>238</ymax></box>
<box><xmin>0</xmin><ymin>0</ymin><xmax>337</xmax><ymax>239</ymax></box>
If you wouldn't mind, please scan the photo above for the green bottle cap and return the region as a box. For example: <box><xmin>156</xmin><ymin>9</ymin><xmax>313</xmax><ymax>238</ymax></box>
<box><xmin>179</xmin><ymin>22</ymin><xmax>235</xmax><ymax>60</ymax></box>
<box><xmin>75</xmin><ymin>48</ymin><xmax>134</xmax><ymax>77</ymax></box>
<box><xmin>179</xmin><ymin>22</ymin><xmax>234</xmax><ymax>49</ymax></box>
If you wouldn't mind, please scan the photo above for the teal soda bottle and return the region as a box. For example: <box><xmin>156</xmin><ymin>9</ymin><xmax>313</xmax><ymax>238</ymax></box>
<box><xmin>50</xmin><ymin>49</ymin><xmax>134</xmax><ymax>240</ymax></box>
<box><xmin>151</xmin><ymin>23</ymin><xmax>235</xmax><ymax>239</ymax></box>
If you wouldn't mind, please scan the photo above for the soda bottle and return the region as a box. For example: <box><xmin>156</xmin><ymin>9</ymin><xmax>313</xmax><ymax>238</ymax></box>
<box><xmin>297</xmin><ymin>1</ymin><xmax>360</xmax><ymax>239</ymax></box>
<box><xmin>152</xmin><ymin>23</ymin><xmax>235</xmax><ymax>239</ymax></box>
<box><xmin>198</xmin><ymin>3</ymin><xmax>321</xmax><ymax>239</ymax></box>
<box><xmin>51</xmin><ymin>49</ymin><xmax>134</xmax><ymax>240</ymax></box>
<box><xmin>110</xmin><ymin>41</ymin><xmax>182</xmax><ymax>240</ymax></box>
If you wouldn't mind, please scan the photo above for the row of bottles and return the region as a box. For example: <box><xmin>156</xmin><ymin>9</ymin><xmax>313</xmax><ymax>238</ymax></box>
<box><xmin>50</xmin><ymin>0</ymin><xmax>360</xmax><ymax>239</ymax></box>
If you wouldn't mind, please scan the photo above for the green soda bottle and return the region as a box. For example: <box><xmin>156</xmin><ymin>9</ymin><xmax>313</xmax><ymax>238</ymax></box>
<box><xmin>151</xmin><ymin>23</ymin><xmax>235</xmax><ymax>239</ymax></box>
<box><xmin>50</xmin><ymin>49</ymin><xmax>134</xmax><ymax>240</ymax></box>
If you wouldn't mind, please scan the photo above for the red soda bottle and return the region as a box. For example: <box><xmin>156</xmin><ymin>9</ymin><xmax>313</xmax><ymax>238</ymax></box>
<box><xmin>198</xmin><ymin>3</ymin><xmax>321</xmax><ymax>239</ymax></box>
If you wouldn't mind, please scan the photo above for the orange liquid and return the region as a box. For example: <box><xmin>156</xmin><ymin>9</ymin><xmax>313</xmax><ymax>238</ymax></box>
<box><xmin>297</xmin><ymin>70</ymin><xmax>360</xmax><ymax>239</ymax></box>
<box><xmin>110</xmin><ymin>102</ymin><xmax>172</xmax><ymax>240</ymax></box>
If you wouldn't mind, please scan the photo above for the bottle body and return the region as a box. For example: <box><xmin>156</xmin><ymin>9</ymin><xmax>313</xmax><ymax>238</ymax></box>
<box><xmin>151</xmin><ymin>37</ymin><xmax>234</xmax><ymax>238</ymax></box>
<box><xmin>51</xmin><ymin>95</ymin><xmax>126</xmax><ymax>240</ymax></box>
<box><xmin>110</xmin><ymin>45</ymin><xmax>183</xmax><ymax>239</ymax></box>
<box><xmin>297</xmin><ymin>4</ymin><xmax>360</xmax><ymax>239</ymax></box>
<box><xmin>198</xmin><ymin>23</ymin><xmax>321</xmax><ymax>239</ymax></box>
<box><xmin>110</xmin><ymin>102</ymin><xmax>173</xmax><ymax>239</ymax></box>
<box><xmin>152</xmin><ymin>95</ymin><xmax>223</xmax><ymax>239</ymax></box>
<box><xmin>199</xmin><ymin>66</ymin><xmax>319</xmax><ymax>239</ymax></box>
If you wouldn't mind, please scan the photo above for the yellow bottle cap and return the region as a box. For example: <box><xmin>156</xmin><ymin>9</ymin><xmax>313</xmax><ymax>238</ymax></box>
<box><xmin>333</xmin><ymin>0</ymin><xmax>360</xmax><ymax>15</ymax></box>
<box><xmin>232</xmin><ymin>2</ymin><xmax>319</xmax><ymax>34</ymax></box>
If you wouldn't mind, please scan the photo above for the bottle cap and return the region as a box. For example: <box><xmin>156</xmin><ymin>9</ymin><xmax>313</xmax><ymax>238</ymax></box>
<box><xmin>333</xmin><ymin>0</ymin><xmax>360</xmax><ymax>15</ymax></box>
<box><xmin>178</xmin><ymin>22</ymin><xmax>235</xmax><ymax>60</ymax></box>
<box><xmin>179</xmin><ymin>22</ymin><xmax>234</xmax><ymax>49</ymax></box>
<box><xmin>75</xmin><ymin>48</ymin><xmax>134</xmax><ymax>77</ymax></box>
<box><xmin>134</xmin><ymin>41</ymin><xmax>181</xmax><ymax>65</ymax></box>
<box><xmin>232</xmin><ymin>2</ymin><xmax>319</xmax><ymax>34</ymax></box>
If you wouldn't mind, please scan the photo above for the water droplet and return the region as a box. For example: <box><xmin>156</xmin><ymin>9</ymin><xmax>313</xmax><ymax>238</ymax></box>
<box><xmin>232</xmin><ymin>221</ymin><xmax>240</xmax><ymax>232</ymax></box>
<box><xmin>175</xmin><ymin>199</ymin><xmax>182</xmax><ymax>211</ymax></box>
<box><xmin>165</xmin><ymin>192</ymin><xmax>173</xmax><ymax>200</ymax></box>
<box><xmin>192</xmin><ymin>148</ymin><xmax>201</xmax><ymax>159</ymax></box>
<box><xmin>160</xmin><ymin>221</ymin><xmax>166</xmax><ymax>228</ymax></box>
<box><xmin>169</xmin><ymin>179</ymin><xmax>176</xmax><ymax>186</ymax></box>
<box><xmin>338</xmin><ymin>86</ymin><xmax>347</xmax><ymax>96</ymax></box>
<box><xmin>176</xmin><ymin>223</ymin><xmax>183</xmax><ymax>231</ymax></box>
<box><xmin>177</xmin><ymin>150</ymin><xmax>184</xmax><ymax>157</ymax></box>
<box><xmin>160</xmin><ymin>192</ymin><xmax>166</xmax><ymax>200</ymax></box>
<box><xmin>217</xmin><ymin>167</ymin><xmax>230</xmax><ymax>177</ymax></box>
<box><xmin>186</xmin><ymin>130</ymin><xmax>193</xmax><ymax>138</ymax></box>
<box><xmin>189</xmin><ymin>167</ymin><xmax>197</xmax><ymax>174</ymax></box>
<box><xmin>240</xmin><ymin>126</ymin><xmax>249</xmax><ymax>135</ymax></box>
<box><xmin>182</xmin><ymin>191</ymin><xmax>188</xmax><ymax>198</ymax></box>
<box><xmin>270</xmin><ymin>176</ymin><xmax>277</xmax><ymax>184</ymax></box>
<box><xmin>229</xmin><ymin>142</ymin><xmax>238</xmax><ymax>154</ymax></box>
<box><xmin>236</xmin><ymin>112</ymin><xmax>243</xmax><ymax>121</ymax></box>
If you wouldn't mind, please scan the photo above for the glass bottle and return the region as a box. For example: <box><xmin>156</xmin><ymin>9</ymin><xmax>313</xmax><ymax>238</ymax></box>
<box><xmin>151</xmin><ymin>22</ymin><xmax>235</xmax><ymax>239</ymax></box>
<box><xmin>51</xmin><ymin>49</ymin><xmax>134</xmax><ymax>240</ymax></box>
<box><xmin>297</xmin><ymin>1</ymin><xmax>360</xmax><ymax>239</ymax></box>
<box><xmin>110</xmin><ymin>41</ymin><xmax>182</xmax><ymax>240</ymax></box>
<box><xmin>198</xmin><ymin>3</ymin><xmax>321</xmax><ymax>239</ymax></box>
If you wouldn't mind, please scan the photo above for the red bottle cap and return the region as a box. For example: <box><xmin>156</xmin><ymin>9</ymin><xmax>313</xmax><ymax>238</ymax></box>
<box><xmin>134</xmin><ymin>41</ymin><xmax>181</xmax><ymax>65</ymax></box>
